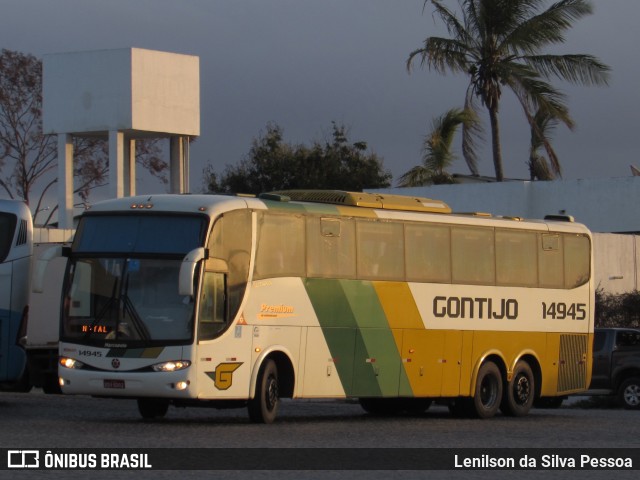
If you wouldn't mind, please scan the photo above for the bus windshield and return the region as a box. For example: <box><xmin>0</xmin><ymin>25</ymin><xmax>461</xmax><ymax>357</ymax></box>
<box><xmin>62</xmin><ymin>213</ymin><xmax>208</xmax><ymax>346</ymax></box>
<box><xmin>62</xmin><ymin>257</ymin><xmax>195</xmax><ymax>346</ymax></box>
<box><xmin>0</xmin><ymin>212</ymin><xmax>17</xmax><ymax>262</ymax></box>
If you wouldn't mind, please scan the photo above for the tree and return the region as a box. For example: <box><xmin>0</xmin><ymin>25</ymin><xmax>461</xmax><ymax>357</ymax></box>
<box><xmin>398</xmin><ymin>107</ymin><xmax>480</xmax><ymax>186</ymax></box>
<box><xmin>0</xmin><ymin>49</ymin><xmax>167</xmax><ymax>225</ymax></box>
<box><xmin>407</xmin><ymin>0</ymin><xmax>610</xmax><ymax>181</ymax></box>
<box><xmin>204</xmin><ymin>122</ymin><xmax>392</xmax><ymax>194</ymax></box>
<box><xmin>0</xmin><ymin>50</ymin><xmax>55</xmax><ymax>213</ymax></box>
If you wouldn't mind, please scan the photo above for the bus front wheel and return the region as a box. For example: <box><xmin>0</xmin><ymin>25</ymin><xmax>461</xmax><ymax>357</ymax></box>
<box><xmin>248</xmin><ymin>359</ymin><xmax>279</xmax><ymax>424</ymax></box>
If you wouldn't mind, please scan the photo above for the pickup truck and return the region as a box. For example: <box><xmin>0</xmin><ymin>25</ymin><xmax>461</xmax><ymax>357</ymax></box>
<box><xmin>590</xmin><ymin>327</ymin><xmax>640</xmax><ymax>409</ymax></box>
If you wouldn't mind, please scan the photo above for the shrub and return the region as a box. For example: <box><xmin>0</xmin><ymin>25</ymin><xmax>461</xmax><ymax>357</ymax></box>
<box><xmin>595</xmin><ymin>288</ymin><xmax>640</xmax><ymax>328</ymax></box>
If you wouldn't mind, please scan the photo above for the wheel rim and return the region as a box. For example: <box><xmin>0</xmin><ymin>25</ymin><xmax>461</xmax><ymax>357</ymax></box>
<box><xmin>266</xmin><ymin>374</ymin><xmax>279</xmax><ymax>411</ymax></box>
<box><xmin>513</xmin><ymin>374</ymin><xmax>531</xmax><ymax>405</ymax></box>
<box><xmin>480</xmin><ymin>375</ymin><xmax>498</xmax><ymax>407</ymax></box>
<box><xmin>624</xmin><ymin>384</ymin><xmax>640</xmax><ymax>406</ymax></box>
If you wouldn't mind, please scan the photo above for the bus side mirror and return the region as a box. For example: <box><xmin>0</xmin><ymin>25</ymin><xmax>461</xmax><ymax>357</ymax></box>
<box><xmin>179</xmin><ymin>247</ymin><xmax>208</xmax><ymax>297</ymax></box>
<box><xmin>32</xmin><ymin>245</ymin><xmax>63</xmax><ymax>293</ymax></box>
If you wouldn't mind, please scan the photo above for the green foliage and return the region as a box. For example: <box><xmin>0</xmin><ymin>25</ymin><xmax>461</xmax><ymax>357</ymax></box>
<box><xmin>595</xmin><ymin>288</ymin><xmax>640</xmax><ymax>328</ymax></box>
<box><xmin>204</xmin><ymin>122</ymin><xmax>392</xmax><ymax>195</ymax></box>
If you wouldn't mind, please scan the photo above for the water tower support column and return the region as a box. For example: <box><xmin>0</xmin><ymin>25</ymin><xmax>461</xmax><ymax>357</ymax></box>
<box><xmin>170</xmin><ymin>136</ymin><xmax>189</xmax><ymax>194</ymax></box>
<box><xmin>109</xmin><ymin>131</ymin><xmax>136</xmax><ymax>198</ymax></box>
<box><xmin>57</xmin><ymin>134</ymin><xmax>74</xmax><ymax>229</ymax></box>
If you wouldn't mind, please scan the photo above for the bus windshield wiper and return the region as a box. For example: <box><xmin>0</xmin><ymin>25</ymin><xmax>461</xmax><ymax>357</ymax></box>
<box><xmin>84</xmin><ymin>277</ymin><xmax>118</xmax><ymax>338</ymax></box>
<box><xmin>120</xmin><ymin>273</ymin><xmax>151</xmax><ymax>341</ymax></box>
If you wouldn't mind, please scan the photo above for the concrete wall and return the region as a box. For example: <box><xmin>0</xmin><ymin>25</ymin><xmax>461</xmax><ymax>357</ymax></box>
<box><xmin>43</xmin><ymin>48</ymin><xmax>199</xmax><ymax>136</ymax></box>
<box><xmin>593</xmin><ymin>233</ymin><xmax>640</xmax><ymax>294</ymax></box>
<box><xmin>373</xmin><ymin>177</ymin><xmax>640</xmax><ymax>233</ymax></box>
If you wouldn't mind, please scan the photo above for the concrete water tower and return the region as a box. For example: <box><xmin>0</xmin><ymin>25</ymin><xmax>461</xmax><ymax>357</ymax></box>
<box><xmin>42</xmin><ymin>48</ymin><xmax>200</xmax><ymax>228</ymax></box>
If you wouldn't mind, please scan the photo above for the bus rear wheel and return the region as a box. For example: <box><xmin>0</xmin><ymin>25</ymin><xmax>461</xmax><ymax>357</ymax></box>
<box><xmin>471</xmin><ymin>362</ymin><xmax>502</xmax><ymax>419</ymax></box>
<box><xmin>248</xmin><ymin>359</ymin><xmax>279</xmax><ymax>423</ymax></box>
<box><xmin>501</xmin><ymin>361</ymin><xmax>534</xmax><ymax>417</ymax></box>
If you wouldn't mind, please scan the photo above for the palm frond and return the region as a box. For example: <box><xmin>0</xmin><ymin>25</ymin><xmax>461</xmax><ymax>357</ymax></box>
<box><xmin>529</xmin><ymin>154</ymin><xmax>555</xmax><ymax>181</ymax></box>
<box><xmin>397</xmin><ymin>165</ymin><xmax>433</xmax><ymax>187</ymax></box>
<box><xmin>530</xmin><ymin>107</ymin><xmax>561</xmax><ymax>177</ymax></box>
<box><xmin>430</xmin><ymin>0</ymin><xmax>470</xmax><ymax>42</ymax></box>
<box><xmin>502</xmin><ymin>62</ymin><xmax>575</xmax><ymax>129</ymax></box>
<box><xmin>462</xmin><ymin>91</ymin><xmax>483</xmax><ymax>175</ymax></box>
<box><xmin>524</xmin><ymin>54</ymin><xmax>610</xmax><ymax>86</ymax></box>
<box><xmin>407</xmin><ymin>37</ymin><xmax>470</xmax><ymax>73</ymax></box>
<box><xmin>504</xmin><ymin>0</ymin><xmax>593</xmax><ymax>53</ymax></box>
<box><xmin>513</xmin><ymin>89</ymin><xmax>565</xmax><ymax>177</ymax></box>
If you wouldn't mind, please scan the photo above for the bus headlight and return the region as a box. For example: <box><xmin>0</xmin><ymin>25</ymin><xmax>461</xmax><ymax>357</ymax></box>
<box><xmin>60</xmin><ymin>357</ymin><xmax>85</xmax><ymax>369</ymax></box>
<box><xmin>151</xmin><ymin>360</ymin><xmax>191</xmax><ymax>372</ymax></box>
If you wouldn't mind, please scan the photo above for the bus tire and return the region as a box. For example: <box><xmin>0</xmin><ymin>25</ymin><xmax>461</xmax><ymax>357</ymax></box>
<box><xmin>471</xmin><ymin>362</ymin><xmax>502</xmax><ymax>419</ymax></box>
<box><xmin>501</xmin><ymin>361</ymin><xmax>534</xmax><ymax>417</ymax></box>
<box><xmin>248</xmin><ymin>359</ymin><xmax>279</xmax><ymax>423</ymax></box>
<box><xmin>137</xmin><ymin>398</ymin><xmax>169</xmax><ymax>419</ymax></box>
<box><xmin>618</xmin><ymin>377</ymin><xmax>640</xmax><ymax>409</ymax></box>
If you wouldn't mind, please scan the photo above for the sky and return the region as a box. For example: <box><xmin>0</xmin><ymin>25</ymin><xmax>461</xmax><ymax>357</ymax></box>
<box><xmin>0</xmin><ymin>0</ymin><xmax>638</xmax><ymax>201</ymax></box>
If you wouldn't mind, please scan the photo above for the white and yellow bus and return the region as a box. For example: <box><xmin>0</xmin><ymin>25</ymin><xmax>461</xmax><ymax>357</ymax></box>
<box><xmin>55</xmin><ymin>190</ymin><xmax>593</xmax><ymax>422</ymax></box>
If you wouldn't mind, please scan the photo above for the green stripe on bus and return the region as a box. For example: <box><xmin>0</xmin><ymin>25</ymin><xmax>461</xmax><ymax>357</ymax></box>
<box><xmin>304</xmin><ymin>278</ymin><xmax>357</xmax><ymax>395</ymax></box>
<box><xmin>304</xmin><ymin>278</ymin><xmax>411</xmax><ymax>398</ymax></box>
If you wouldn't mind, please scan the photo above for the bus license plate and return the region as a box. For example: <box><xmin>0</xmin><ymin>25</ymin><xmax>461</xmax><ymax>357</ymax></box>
<box><xmin>104</xmin><ymin>379</ymin><xmax>125</xmax><ymax>389</ymax></box>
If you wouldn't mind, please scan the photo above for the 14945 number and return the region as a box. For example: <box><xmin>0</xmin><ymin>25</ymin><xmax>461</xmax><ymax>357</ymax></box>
<box><xmin>542</xmin><ymin>302</ymin><xmax>587</xmax><ymax>320</ymax></box>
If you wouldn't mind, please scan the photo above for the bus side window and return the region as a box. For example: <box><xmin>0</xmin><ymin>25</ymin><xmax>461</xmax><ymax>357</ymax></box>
<box><xmin>495</xmin><ymin>229</ymin><xmax>537</xmax><ymax>287</ymax></box>
<box><xmin>539</xmin><ymin>234</ymin><xmax>563</xmax><ymax>288</ymax></box>
<box><xmin>451</xmin><ymin>226</ymin><xmax>495</xmax><ymax>285</ymax></box>
<box><xmin>405</xmin><ymin>223</ymin><xmax>451</xmax><ymax>283</ymax></box>
<box><xmin>306</xmin><ymin>217</ymin><xmax>356</xmax><ymax>278</ymax></box>
<box><xmin>254</xmin><ymin>213</ymin><xmax>305</xmax><ymax>279</ymax></box>
<box><xmin>564</xmin><ymin>234</ymin><xmax>590</xmax><ymax>289</ymax></box>
<box><xmin>198</xmin><ymin>271</ymin><xmax>226</xmax><ymax>341</ymax></box>
<box><xmin>356</xmin><ymin>220</ymin><xmax>404</xmax><ymax>281</ymax></box>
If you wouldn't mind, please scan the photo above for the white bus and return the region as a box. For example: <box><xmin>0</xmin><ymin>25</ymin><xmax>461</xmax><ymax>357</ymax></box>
<box><xmin>56</xmin><ymin>191</ymin><xmax>594</xmax><ymax>421</ymax></box>
<box><xmin>0</xmin><ymin>199</ymin><xmax>74</xmax><ymax>393</ymax></box>
<box><xmin>0</xmin><ymin>199</ymin><xmax>32</xmax><ymax>390</ymax></box>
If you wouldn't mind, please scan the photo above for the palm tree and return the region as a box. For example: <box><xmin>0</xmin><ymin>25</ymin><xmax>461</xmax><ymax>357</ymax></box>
<box><xmin>407</xmin><ymin>0</ymin><xmax>610</xmax><ymax>181</ymax></box>
<box><xmin>398</xmin><ymin>107</ymin><xmax>479</xmax><ymax>186</ymax></box>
